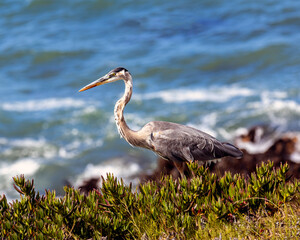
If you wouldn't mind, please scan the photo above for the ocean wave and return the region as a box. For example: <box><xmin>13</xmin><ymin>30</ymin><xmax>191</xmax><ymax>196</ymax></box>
<box><xmin>0</xmin><ymin>135</ymin><xmax>102</xmax><ymax>161</ymax></box>
<box><xmin>1</xmin><ymin>98</ymin><xmax>86</xmax><ymax>112</ymax></box>
<box><xmin>0</xmin><ymin>158</ymin><xmax>41</xmax><ymax>201</ymax></box>
<box><xmin>291</xmin><ymin>152</ymin><xmax>300</xmax><ymax>163</ymax></box>
<box><xmin>235</xmin><ymin>138</ymin><xmax>275</xmax><ymax>155</ymax></box>
<box><xmin>74</xmin><ymin>157</ymin><xmax>141</xmax><ymax>188</ymax></box>
<box><xmin>7</xmin><ymin>137</ymin><xmax>47</xmax><ymax>148</ymax></box>
<box><xmin>262</xmin><ymin>99</ymin><xmax>300</xmax><ymax>113</ymax></box>
<box><xmin>58</xmin><ymin>138</ymin><xmax>103</xmax><ymax>159</ymax></box>
<box><xmin>0</xmin><ymin>158</ymin><xmax>40</xmax><ymax>176</ymax></box>
<box><xmin>246</xmin><ymin>92</ymin><xmax>300</xmax><ymax>127</ymax></box>
<box><xmin>135</xmin><ymin>86</ymin><xmax>255</xmax><ymax>103</ymax></box>
<box><xmin>0</xmin><ymin>137</ymin><xmax>57</xmax><ymax>160</ymax></box>
<box><xmin>287</xmin><ymin>132</ymin><xmax>300</xmax><ymax>163</ymax></box>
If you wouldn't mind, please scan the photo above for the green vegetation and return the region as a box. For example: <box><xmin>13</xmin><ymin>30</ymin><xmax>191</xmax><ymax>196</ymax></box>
<box><xmin>0</xmin><ymin>161</ymin><xmax>299</xmax><ymax>239</ymax></box>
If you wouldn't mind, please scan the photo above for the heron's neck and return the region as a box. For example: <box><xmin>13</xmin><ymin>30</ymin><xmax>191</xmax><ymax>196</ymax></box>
<box><xmin>114</xmin><ymin>77</ymin><xmax>137</xmax><ymax>145</ymax></box>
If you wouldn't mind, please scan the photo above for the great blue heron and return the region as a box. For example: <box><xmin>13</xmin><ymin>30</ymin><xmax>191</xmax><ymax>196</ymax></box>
<box><xmin>79</xmin><ymin>67</ymin><xmax>243</xmax><ymax>177</ymax></box>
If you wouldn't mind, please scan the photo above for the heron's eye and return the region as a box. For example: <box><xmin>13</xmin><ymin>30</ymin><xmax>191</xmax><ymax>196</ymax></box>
<box><xmin>110</xmin><ymin>72</ymin><xmax>116</xmax><ymax>77</ymax></box>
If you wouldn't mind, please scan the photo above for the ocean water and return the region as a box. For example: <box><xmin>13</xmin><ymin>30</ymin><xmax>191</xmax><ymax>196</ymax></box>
<box><xmin>1</xmin><ymin>0</ymin><xmax>300</xmax><ymax>200</ymax></box>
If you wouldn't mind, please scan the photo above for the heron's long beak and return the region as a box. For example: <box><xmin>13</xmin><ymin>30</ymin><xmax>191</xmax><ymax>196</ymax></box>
<box><xmin>78</xmin><ymin>76</ymin><xmax>108</xmax><ymax>92</ymax></box>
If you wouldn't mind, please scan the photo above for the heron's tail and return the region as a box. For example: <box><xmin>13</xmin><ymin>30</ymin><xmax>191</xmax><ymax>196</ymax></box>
<box><xmin>221</xmin><ymin>142</ymin><xmax>243</xmax><ymax>158</ymax></box>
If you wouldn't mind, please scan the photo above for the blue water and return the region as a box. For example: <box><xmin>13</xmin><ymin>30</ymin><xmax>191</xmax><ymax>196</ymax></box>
<box><xmin>1</xmin><ymin>0</ymin><xmax>300</xmax><ymax>199</ymax></box>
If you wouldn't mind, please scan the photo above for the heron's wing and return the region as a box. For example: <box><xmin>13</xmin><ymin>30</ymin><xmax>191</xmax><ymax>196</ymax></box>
<box><xmin>147</xmin><ymin>121</ymin><xmax>242</xmax><ymax>163</ymax></box>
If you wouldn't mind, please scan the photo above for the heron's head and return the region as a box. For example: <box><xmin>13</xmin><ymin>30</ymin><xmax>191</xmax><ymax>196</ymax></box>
<box><xmin>79</xmin><ymin>67</ymin><xmax>129</xmax><ymax>92</ymax></box>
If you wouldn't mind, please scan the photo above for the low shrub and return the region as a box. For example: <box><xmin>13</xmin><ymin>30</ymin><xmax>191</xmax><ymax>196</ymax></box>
<box><xmin>0</xmin><ymin>161</ymin><xmax>299</xmax><ymax>239</ymax></box>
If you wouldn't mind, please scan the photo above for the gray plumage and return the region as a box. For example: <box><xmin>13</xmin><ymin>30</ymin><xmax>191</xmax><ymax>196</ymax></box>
<box><xmin>79</xmin><ymin>67</ymin><xmax>243</xmax><ymax>177</ymax></box>
<box><xmin>145</xmin><ymin>121</ymin><xmax>242</xmax><ymax>161</ymax></box>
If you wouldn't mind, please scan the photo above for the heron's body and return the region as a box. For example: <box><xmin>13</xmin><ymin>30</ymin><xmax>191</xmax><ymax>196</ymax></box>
<box><xmin>79</xmin><ymin>67</ymin><xmax>243</xmax><ymax>176</ymax></box>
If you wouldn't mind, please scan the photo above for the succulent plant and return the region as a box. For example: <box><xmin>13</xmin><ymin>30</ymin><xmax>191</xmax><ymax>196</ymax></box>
<box><xmin>0</xmin><ymin>161</ymin><xmax>299</xmax><ymax>239</ymax></box>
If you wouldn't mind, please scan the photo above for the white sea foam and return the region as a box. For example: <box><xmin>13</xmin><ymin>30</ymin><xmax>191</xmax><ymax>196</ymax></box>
<box><xmin>0</xmin><ymin>158</ymin><xmax>40</xmax><ymax>176</ymax></box>
<box><xmin>0</xmin><ymin>158</ymin><xmax>40</xmax><ymax>202</ymax></box>
<box><xmin>74</xmin><ymin>157</ymin><xmax>141</xmax><ymax>188</ymax></box>
<box><xmin>135</xmin><ymin>86</ymin><xmax>254</xmax><ymax>103</ymax></box>
<box><xmin>0</xmin><ymin>136</ymin><xmax>100</xmax><ymax>161</ymax></box>
<box><xmin>290</xmin><ymin>153</ymin><xmax>300</xmax><ymax>163</ymax></box>
<box><xmin>235</xmin><ymin>138</ymin><xmax>275</xmax><ymax>154</ymax></box>
<box><xmin>1</xmin><ymin>98</ymin><xmax>86</xmax><ymax>112</ymax></box>
<box><xmin>0</xmin><ymin>137</ymin><xmax>8</xmax><ymax>144</ymax></box>
<box><xmin>0</xmin><ymin>137</ymin><xmax>57</xmax><ymax>159</ymax></box>
<box><xmin>246</xmin><ymin>92</ymin><xmax>300</xmax><ymax>130</ymax></box>
<box><xmin>267</xmin><ymin>99</ymin><xmax>300</xmax><ymax>113</ymax></box>
<box><xmin>233</xmin><ymin>125</ymin><xmax>278</xmax><ymax>154</ymax></box>
<box><xmin>58</xmin><ymin>138</ymin><xmax>103</xmax><ymax>159</ymax></box>
<box><xmin>247</xmin><ymin>91</ymin><xmax>300</xmax><ymax>113</ymax></box>
<box><xmin>10</xmin><ymin>138</ymin><xmax>47</xmax><ymax>148</ymax></box>
<box><xmin>81</xmin><ymin>106</ymin><xmax>98</xmax><ymax>114</ymax></box>
<box><xmin>285</xmin><ymin>132</ymin><xmax>300</xmax><ymax>163</ymax></box>
<box><xmin>234</xmin><ymin>129</ymin><xmax>300</xmax><ymax>162</ymax></box>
